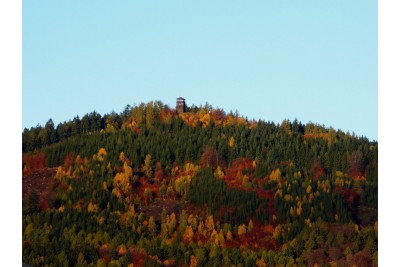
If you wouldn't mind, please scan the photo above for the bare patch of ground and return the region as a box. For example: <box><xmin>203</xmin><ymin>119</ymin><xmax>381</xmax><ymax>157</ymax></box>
<box><xmin>139</xmin><ymin>199</ymin><xmax>187</xmax><ymax>221</ymax></box>
<box><xmin>22</xmin><ymin>168</ymin><xmax>56</xmax><ymax>205</ymax></box>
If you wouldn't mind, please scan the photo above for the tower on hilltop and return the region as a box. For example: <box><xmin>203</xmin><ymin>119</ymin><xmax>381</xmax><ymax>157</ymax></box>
<box><xmin>176</xmin><ymin>97</ymin><xmax>186</xmax><ymax>114</ymax></box>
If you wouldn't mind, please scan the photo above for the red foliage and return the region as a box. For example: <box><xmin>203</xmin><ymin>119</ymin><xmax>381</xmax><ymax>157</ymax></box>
<box><xmin>224</xmin><ymin>222</ymin><xmax>277</xmax><ymax>251</ymax></box>
<box><xmin>302</xmin><ymin>133</ymin><xmax>314</xmax><ymax>140</ymax></box>
<box><xmin>342</xmin><ymin>187</ymin><xmax>360</xmax><ymax>211</ymax></box>
<box><xmin>130</xmin><ymin>246</ymin><xmax>147</xmax><ymax>267</ymax></box>
<box><xmin>98</xmin><ymin>244</ymin><xmax>111</xmax><ymax>264</ymax></box>
<box><xmin>310</xmin><ymin>162</ymin><xmax>325</xmax><ymax>180</ymax></box>
<box><xmin>134</xmin><ymin>176</ymin><xmax>160</xmax><ymax>205</ymax></box>
<box><xmin>225</xmin><ymin>158</ymin><xmax>254</xmax><ymax>180</ymax></box>
<box><xmin>218</xmin><ymin>205</ymin><xmax>236</xmax><ymax>218</ymax></box>
<box><xmin>211</xmin><ymin>109</ymin><xmax>226</xmax><ymax>122</ymax></box>
<box><xmin>348</xmin><ymin>151</ymin><xmax>364</xmax><ymax>178</ymax></box>
<box><xmin>154</xmin><ymin>168</ymin><xmax>165</xmax><ymax>181</ymax></box>
<box><xmin>131</xmin><ymin>127</ymin><xmax>140</xmax><ymax>135</ymax></box>
<box><xmin>353</xmin><ymin>251</ymin><xmax>372</xmax><ymax>267</ymax></box>
<box><xmin>62</xmin><ymin>152</ymin><xmax>75</xmax><ymax>169</ymax></box>
<box><xmin>22</xmin><ymin>152</ymin><xmax>47</xmax><ymax>174</ymax></box>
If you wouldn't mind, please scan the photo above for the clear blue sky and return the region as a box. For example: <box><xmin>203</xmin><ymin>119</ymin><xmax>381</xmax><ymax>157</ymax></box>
<box><xmin>23</xmin><ymin>0</ymin><xmax>377</xmax><ymax>140</ymax></box>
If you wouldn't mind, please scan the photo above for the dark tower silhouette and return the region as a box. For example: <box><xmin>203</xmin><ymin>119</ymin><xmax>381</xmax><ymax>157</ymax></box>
<box><xmin>176</xmin><ymin>97</ymin><xmax>186</xmax><ymax>114</ymax></box>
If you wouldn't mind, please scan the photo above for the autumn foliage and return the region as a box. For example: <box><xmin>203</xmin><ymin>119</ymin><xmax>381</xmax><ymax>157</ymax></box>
<box><xmin>22</xmin><ymin>100</ymin><xmax>377</xmax><ymax>267</ymax></box>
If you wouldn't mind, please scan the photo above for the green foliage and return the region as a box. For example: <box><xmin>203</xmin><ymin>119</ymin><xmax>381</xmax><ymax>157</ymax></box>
<box><xmin>22</xmin><ymin>100</ymin><xmax>378</xmax><ymax>266</ymax></box>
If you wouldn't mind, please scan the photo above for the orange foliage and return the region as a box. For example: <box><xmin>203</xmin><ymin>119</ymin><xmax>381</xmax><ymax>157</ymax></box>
<box><xmin>183</xmin><ymin>226</ymin><xmax>194</xmax><ymax>244</ymax></box>
<box><xmin>180</xmin><ymin>110</ymin><xmax>249</xmax><ymax>128</ymax></box>
<box><xmin>211</xmin><ymin>109</ymin><xmax>226</xmax><ymax>125</ymax></box>
<box><xmin>117</xmin><ymin>244</ymin><xmax>127</xmax><ymax>256</ymax></box>
<box><xmin>190</xmin><ymin>255</ymin><xmax>198</xmax><ymax>267</ymax></box>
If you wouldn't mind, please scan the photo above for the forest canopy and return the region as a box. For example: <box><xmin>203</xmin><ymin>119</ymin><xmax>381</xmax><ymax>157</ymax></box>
<box><xmin>22</xmin><ymin>100</ymin><xmax>378</xmax><ymax>266</ymax></box>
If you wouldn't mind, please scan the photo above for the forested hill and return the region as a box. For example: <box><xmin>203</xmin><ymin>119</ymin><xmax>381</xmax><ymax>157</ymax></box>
<box><xmin>22</xmin><ymin>101</ymin><xmax>378</xmax><ymax>266</ymax></box>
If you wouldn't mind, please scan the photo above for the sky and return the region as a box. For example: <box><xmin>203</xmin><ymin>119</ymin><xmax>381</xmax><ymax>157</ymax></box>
<box><xmin>23</xmin><ymin>0</ymin><xmax>377</xmax><ymax>140</ymax></box>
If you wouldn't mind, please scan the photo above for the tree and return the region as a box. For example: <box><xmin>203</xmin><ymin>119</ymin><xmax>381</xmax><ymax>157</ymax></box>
<box><xmin>77</xmin><ymin>252</ymin><xmax>88</xmax><ymax>267</ymax></box>
<box><xmin>226</xmin><ymin>231</ymin><xmax>233</xmax><ymax>242</ymax></box>
<box><xmin>148</xmin><ymin>216</ymin><xmax>157</xmax><ymax>237</ymax></box>
<box><xmin>190</xmin><ymin>255</ymin><xmax>198</xmax><ymax>267</ymax></box>
<box><xmin>169</xmin><ymin>213</ymin><xmax>177</xmax><ymax>234</ymax></box>
<box><xmin>248</xmin><ymin>219</ymin><xmax>254</xmax><ymax>233</ymax></box>
<box><xmin>238</xmin><ymin>224</ymin><xmax>246</xmax><ymax>237</ymax></box>
<box><xmin>269</xmin><ymin>168</ymin><xmax>281</xmax><ymax>181</ymax></box>
<box><xmin>205</xmin><ymin>215</ymin><xmax>215</xmax><ymax>232</ymax></box>
<box><xmin>183</xmin><ymin>226</ymin><xmax>194</xmax><ymax>243</ymax></box>
<box><xmin>146</xmin><ymin>101</ymin><xmax>155</xmax><ymax>129</ymax></box>
<box><xmin>144</xmin><ymin>189</ymin><xmax>153</xmax><ymax>204</ymax></box>
<box><xmin>200</xmin><ymin>146</ymin><xmax>218</xmax><ymax>170</ymax></box>
<box><xmin>144</xmin><ymin>154</ymin><xmax>153</xmax><ymax>178</ymax></box>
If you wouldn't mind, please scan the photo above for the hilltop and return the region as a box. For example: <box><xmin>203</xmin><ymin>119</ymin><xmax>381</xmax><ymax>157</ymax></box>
<box><xmin>22</xmin><ymin>100</ymin><xmax>378</xmax><ymax>266</ymax></box>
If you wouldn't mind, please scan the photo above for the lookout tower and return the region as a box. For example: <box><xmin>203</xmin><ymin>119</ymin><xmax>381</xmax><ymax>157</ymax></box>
<box><xmin>176</xmin><ymin>97</ymin><xmax>186</xmax><ymax>114</ymax></box>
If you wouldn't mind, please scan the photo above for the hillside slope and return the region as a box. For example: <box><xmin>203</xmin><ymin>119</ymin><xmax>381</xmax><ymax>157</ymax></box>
<box><xmin>22</xmin><ymin>101</ymin><xmax>378</xmax><ymax>266</ymax></box>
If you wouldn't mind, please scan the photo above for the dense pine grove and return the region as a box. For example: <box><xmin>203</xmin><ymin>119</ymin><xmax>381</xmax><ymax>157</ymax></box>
<box><xmin>22</xmin><ymin>101</ymin><xmax>378</xmax><ymax>266</ymax></box>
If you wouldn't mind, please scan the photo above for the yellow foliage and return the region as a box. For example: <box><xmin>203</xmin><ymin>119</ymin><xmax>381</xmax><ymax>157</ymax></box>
<box><xmin>55</xmin><ymin>166</ymin><xmax>64</xmax><ymax>180</ymax></box>
<box><xmin>256</xmin><ymin>258</ymin><xmax>267</xmax><ymax>267</ymax></box>
<box><xmin>206</xmin><ymin>215</ymin><xmax>215</xmax><ymax>232</ymax></box>
<box><xmin>226</xmin><ymin>230</ymin><xmax>233</xmax><ymax>241</ymax></box>
<box><xmin>184</xmin><ymin>162</ymin><xmax>199</xmax><ymax>174</ymax></box>
<box><xmin>58</xmin><ymin>205</ymin><xmax>65</xmax><ymax>213</ymax></box>
<box><xmin>273</xmin><ymin>224</ymin><xmax>282</xmax><ymax>240</ymax></box>
<box><xmin>171</xmin><ymin>165</ymin><xmax>180</xmax><ymax>177</ymax></box>
<box><xmin>228</xmin><ymin>136</ymin><xmax>235</xmax><ymax>147</ymax></box>
<box><xmin>214</xmin><ymin>166</ymin><xmax>224</xmax><ymax>179</ymax></box>
<box><xmin>87</xmin><ymin>202</ymin><xmax>99</xmax><ymax>213</ymax></box>
<box><xmin>306</xmin><ymin>185</ymin><xmax>313</xmax><ymax>194</ymax></box>
<box><xmin>284</xmin><ymin>194</ymin><xmax>292</xmax><ymax>202</ymax></box>
<box><xmin>102</xmin><ymin>181</ymin><xmax>108</xmax><ymax>191</ymax></box>
<box><xmin>123</xmin><ymin>162</ymin><xmax>133</xmax><ymax>177</ymax></box>
<box><xmin>199</xmin><ymin>113</ymin><xmax>211</xmax><ymax>128</ymax></box>
<box><xmin>238</xmin><ymin>224</ymin><xmax>246</xmax><ymax>237</ymax></box>
<box><xmin>112</xmin><ymin>188</ymin><xmax>122</xmax><ymax>199</ymax></box>
<box><xmin>336</xmin><ymin>170</ymin><xmax>344</xmax><ymax>177</ymax></box>
<box><xmin>217</xmin><ymin>230</ymin><xmax>226</xmax><ymax>247</ymax></box>
<box><xmin>119</xmin><ymin>152</ymin><xmax>126</xmax><ymax>163</ymax></box>
<box><xmin>175</xmin><ymin>175</ymin><xmax>191</xmax><ymax>196</ymax></box>
<box><xmin>248</xmin><ymin>220</ymin><xmax>254</xmax><ymax>233</ymax></box>
<box><xmin>97</xmin><ymin>148</ymin><xmax>107</xmax><ymax>161</ymax></box>
<box><xmin>269</xmin><ymin>168</ymin><xmax>281</xmax><ymax>181</ymax></box>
